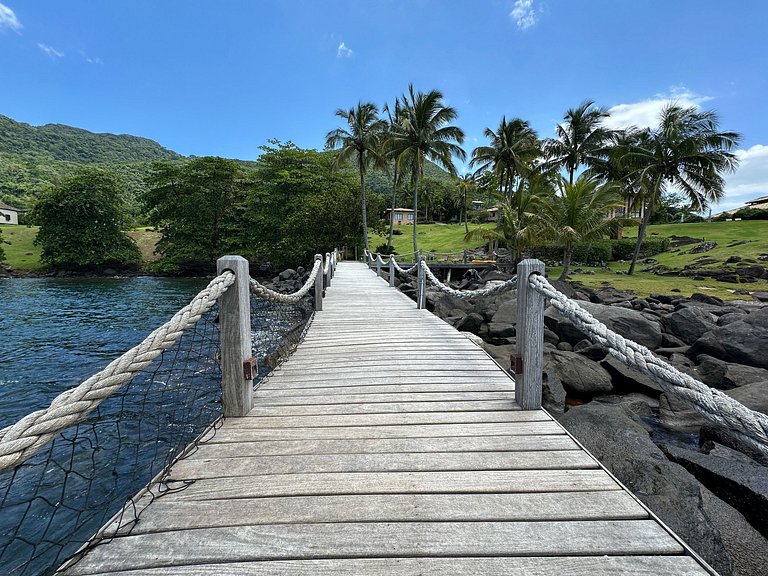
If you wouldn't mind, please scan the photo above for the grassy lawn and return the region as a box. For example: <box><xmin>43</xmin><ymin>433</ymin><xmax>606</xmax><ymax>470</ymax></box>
<box><xmin>1</xmin><ymin>225</ymin><xmax>160</xmax><ymax>271</ymax></box>
<box><xmin>370</xmin><ymin>223</ymin><xmax>493</xmax><ymax>259</ymax></box>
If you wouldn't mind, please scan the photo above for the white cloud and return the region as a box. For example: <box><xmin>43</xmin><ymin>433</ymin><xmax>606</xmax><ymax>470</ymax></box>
<box><xmin>337</xmin><ymin>41</ymin><xmax>353</xmax><ymax>58</ymax></box>
<box><xmin>0</xmin><ymin>2</ymin><xmax>22</xmax><ymax>31</ymax></box>
<box><xmin>605</xmin><ymin>87</ymin><xmax>713</xmax><ymax>130</ymax></box>
<box><xmin>38</xmin><ymin>42</ymin><xmax>64</xmax><ymax>58</ymax></box>
<box><xmin>510</xmin><ymin>0</ymin><xmax>538</xmax><ymax>30</ymax></box>
<box><xmin>717</xmin><ymin>145</ymin><xmax>768</xmax><ymax>213</ymax></box>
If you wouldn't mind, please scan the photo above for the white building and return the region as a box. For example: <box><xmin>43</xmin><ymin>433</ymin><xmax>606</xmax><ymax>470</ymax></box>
<box><xmin>0</xmin><ymin>202</ymin><xmax>22</xmax><ymax>225</ymax></box>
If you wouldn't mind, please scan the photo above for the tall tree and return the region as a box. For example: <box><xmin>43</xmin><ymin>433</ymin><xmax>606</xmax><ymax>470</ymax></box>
<box><xmin>540</xmin><ymin>175</ymin><xmax>624</xmax><ymax>280</ymax></box>
<box><xmin>383</xmin><ymin>99</ymin><xmax>409</xmax><ymax>251</ymax></box>
<box><xmin>390</xmin><ymin>85</ymin><xmax>466</xmax><ymax>257</ymax></box>
<box><xmin>455</xmin><ymin>173</ymin><xmax>476</xmax><ymax>234</ymax></box>
<box><xmin>625</xmin><ymin>104</ymin><xmax>740</xmax><ymax>274</ymax></box>
<box><xmin>471</xmin><ymin>116</ymin><xmax>540</xmax><ymax>202</ymax></box>
<box><xmin>325</xmin><ymin>102</ymin><xmax>387</xmax><ymax>254</ymax></box>
<box><xmin>545</xmin><ymin>100</ymin><xmax>614</xmax><ymax>185</ymax></box>
<box><xmin>32</xmin><ymin>168</ymin><xmax>141</xmax><ymax>269</ymax></box>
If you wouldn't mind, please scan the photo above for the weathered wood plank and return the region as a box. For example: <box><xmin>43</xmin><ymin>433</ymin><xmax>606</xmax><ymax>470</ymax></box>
<box><xmin>259</xmin><ymin>375</ymin><xmax>514</xmax><ymax>388</ymax></box>
<box><xmin>235</xmin><ymin>410</ymin><xmax>550</xmax><ymax>427</ymax></box>
<box><xmin>167</xmin><ymin>450</ymin><xmax>597</xmax><ymax>478</ymax></box>
<box><xmin>246</xmin><ymin>399</ymin><xmax>518</xmax><ymax>416</ymax></box>
<box><xmin>63</xmin><ymin>520</ymin><xmax>683</xmax><ymax>573</ymax></box>
<box><xmin>210</xmin><ymin>421</ymin><xmax>566</xmax><ymax>441</ymax></box>
<box><xmin>252</xmin><ymin>390</ymin><xmax>515</xmax><ymax>405</ymax></box>
<box><xmin>127</xmin><ymin>491</ymin><xmax>647</xmax><ymax>534</ymax></box>
<box><xmin>255</xmin><ymin>383</ymin><xmax>515</xmax><ymax>397</ymax></box>
<box><xmin>192</xmin><ymin>434</ymin><xmax>580</xmax><ymax>457</ymax></box>
<box><xmin>170</xmin><ymin>469</ymin><xmax>621</xmax><ymax>500</ymax></box>
<box><xmin>64</xmin><ymin>556</ymin><xmax>711</xmax><ymax>576</ymax></box>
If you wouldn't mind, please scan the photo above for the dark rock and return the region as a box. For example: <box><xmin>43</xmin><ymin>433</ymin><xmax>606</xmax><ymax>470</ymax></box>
<box><xmin>689</xmin><ymin>308</ymin><xmax>768</xmax><ymax>369</ymax></box>
<box><xmin>589</xmin><ymin>286</ymin><xmax>636</xmax><ymax>305</ymax></box>
<box><xmin>543</xmin><ymin>327</ymin><xmax>559</xmax><ymax>347</ymax></box>
<box><xmin>431</xmin><ymin>293</ymin><xmax>474</xmax><ymax>319</ymax></box>
<box><xmin>455</xmin><ymin>312</ymin><xmax>484</xmax><ymax>335</ymax></box>
<box><xmin>547</xmin><ymin>350</ymin><xmax>613</xmax><ymax>396</ymax></box>
<box><xmin>548</xmin><ymin>279</ymin><xmax>577</xmax><ymax>299</ymax></box>
<box><xmin>601</xmin><ymin>355</ymin><xmax>661</xmax><ymax>395</ymax></box>
<box><xmin>661</xmin><ymin>332</ymin><xmax>688</xmax><ymax>348</ymax></box>
<box><xmin>659</xmin><ymin>393</ymin><xmax>707</xmax><ymax>432</ymax></box>
<box><xmin>671</xmin><ymin>288</ymin><xmax>682</xmax><ymax>293</ymax></box>
<box><xmin>558</xmin><ymin>403</ymin><xmax>732</xmax><ymax>575</ymax></box>
<box><xmin>574</xmin><ymin>342</ymin><xmax>608</xmax><ymax>361</ymax></box>
<box><xmin>664</xmin><ymin>443</ymin><xmax>768</xmax><ymax>537</ymax></box>
<box><xmin>690</xmin><ymin>241</ymin><xmax>717</xmax><ymax>254</ymax></box>
<box><xmin>482</xmin><ymin>270</ymin><xmax>511</xmax><ymax>282</ymax></box>
<box><xmin>695</xmin><ymin>355</ymin><xmax>768</xmax><ymax>389</ymax></box>
<box><xmin>556</xmin><ymin>342</ymin><xmax>573</xmax><ymax>352</ymax></box>
<box><xmin>662</xmin><ymin>306</ymin><xmax>717</xmax><ymax>345</ymax></box>
<box><xmin>753</xmin><ymin>292</ymin><xmax>768</xmax><ymax>303</ymax></box>
<box><xmin>542</xmin><ymin>357</ymin><xmax>567</xmax><ymax>413</ymax></box>
<box><xmin>726</xmin><ymin>380</ymin><xmax>768</xmax><ymax>416</ymax></box>
<box><xmin>593</xmin><ymin>392</ymin><xmax>659</xmax><ymax>419</ymax></box>
<box><xmin>545</xmin><ymin>301</ymin><xmax>663</xmax><ymax>349</ymax></box>
<box><xmin>690</xmin><ymin>292</ymin><xmax>724</xmax><ymax>306</ymax></box>
<box><xmin>725</xmin><ymin>256</ymin><xmax>742</xmax><ymax>264</ymax></box>
<box><xmin>278</xmin><ymin>268</ymin><xmax>297</xmax><ymax>281</ymax></box>
<box><xmin>655</xmin><ymin>346</ymin><xmax>691</xmax><ymax>358</ymax></box>
<box><xmin>102</xmin><ymin>267</ymin><xmax>118</xmax><ymax>276</ymax></box>
<box><xmin>480</xmin><ymin>343</ymin><xmax>515</xmax><ymax>372</ymax></box>
<box><xmin>488</xmin><ymin>323</ymin><xmax>515</xmax><ymax>339</ymax></box>
<box><xmin>718</xmin><ymin>311</ymin><xmax>747</xmax><ymax>326</ymax></box>
<box><xmin>490</xmin><ymin>298</ymin><xmax>517</xmax><ymax>325</ymax></box>
<box><xmin>650</xmin><ymin>293</ymin><xmax>678</xmax><ymax>305</ymax></box>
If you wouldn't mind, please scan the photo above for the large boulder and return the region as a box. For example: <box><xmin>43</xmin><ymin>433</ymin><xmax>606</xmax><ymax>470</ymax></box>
<box><xmin>480</xmin><ymin>342</ymin><xmax>515</xmax><ymax>372</ymax></box>
<box><xmin>489</xmin><ymin>298</ymin><xmax>517</xmax><ymax>325</ymax></box>
<box><xmin>601</xmin><ymin>355</ymin><xmax>661</xmax><ymax>395</ymax></box>
<box><xmin>689</xmin><ymin>308</ymin><xmax>768</xmax><ymax>369</ymax></box>
<box><xmin>659</xmin><ymin>392</ymin><xmax>707</xmax><ymax>432</ymax></box>
<box><xmin>695</xmin><ymin>355</ymin><xmax>768</xmax><ymax>389</ymax></box>
<box><xmin>545</xmin><ymin>350</ymin><xmax>612</xmax><ymax>397</ymax></box>
<box><xmin>558</xmin><ymin>403</ymin><xmax>732</xmax><ymax>575</ymax></box>
<box><xmin>664</xmin><ymin>443</ymin><xmax>768</xmax><ymax>538</ymax></box>
<box><xmin>662</xmin><ymin>306</ymin><xmax>717</xmax><ymax>345</ymax></box>
<box><xmin>541</xmin><ymin>357</ymin><xmax>567</xmax><ymax>413</ymax></box>
<box><xmin>545</xmin><ymin>300</ymin><xmax>663</xmax><ymax>349</ymax></box>
<box><xmin>454</xmin><ymin>312</ymin><xmax>484</xmax><ymax>335</ymax></box>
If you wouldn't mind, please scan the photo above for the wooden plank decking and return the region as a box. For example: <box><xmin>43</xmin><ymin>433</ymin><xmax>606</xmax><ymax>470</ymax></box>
<box><xmin>64</xmin><ymin>262</ymin><xmax>712</xmax><ymax>575</ymax></box>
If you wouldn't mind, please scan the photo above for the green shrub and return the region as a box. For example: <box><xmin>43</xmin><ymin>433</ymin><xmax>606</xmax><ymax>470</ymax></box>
<box><xmin>373</xmin><ymin>243</ymin><xmax>396</xmax><ymax>255</ymax></box>
<box><xmin>531</xmin><ymin>240</ymin><xmax>612</xmax><ymax>265</ymax></box>
<box><xmin>612</xmin><ymin>237</ymin><xmax>670</xmax><ymax>260</ymax></box>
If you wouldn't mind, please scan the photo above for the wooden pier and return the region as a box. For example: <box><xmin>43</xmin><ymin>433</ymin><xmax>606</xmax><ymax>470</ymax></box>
<box><xmin>64</xmin><ymin>262</ymin><xmax>712</xmax><ymax>575</ymax></box>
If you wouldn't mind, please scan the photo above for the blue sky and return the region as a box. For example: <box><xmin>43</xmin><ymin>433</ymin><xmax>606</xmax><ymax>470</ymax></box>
<box><xmin>1</xmin><ymin>0</ymin><xmax>766</xmax><ymax>211</ymax></box>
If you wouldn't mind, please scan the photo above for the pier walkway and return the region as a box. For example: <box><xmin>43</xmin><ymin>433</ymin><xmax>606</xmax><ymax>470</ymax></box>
<box><xmin>65</xmin><ymin>262</ymin><xmax>711</xmax><ymax>575</ymax></box>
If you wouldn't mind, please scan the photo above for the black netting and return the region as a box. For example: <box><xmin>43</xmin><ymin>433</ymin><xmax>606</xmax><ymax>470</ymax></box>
<box><xmin>250</xmin><ymin>293</ymin><xmax>314</xmax><ymax>381</ymax></box>
<box><xmin>0</xmin><ymin>306</ymin><xmax>222</xmax><ymax>576</ymax></box>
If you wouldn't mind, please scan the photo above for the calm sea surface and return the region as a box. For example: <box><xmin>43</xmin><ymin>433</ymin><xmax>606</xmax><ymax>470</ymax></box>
<box><xmin>0</xmin><ymin>277</ymin><xmax>209</xmax><ymax>431</ymax></box>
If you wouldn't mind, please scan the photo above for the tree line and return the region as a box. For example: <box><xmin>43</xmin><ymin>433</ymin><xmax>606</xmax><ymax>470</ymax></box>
<box><xmin>325</xmin><ymin>89</ymin><xmax>740</xmax><ymax>277</ymax></box>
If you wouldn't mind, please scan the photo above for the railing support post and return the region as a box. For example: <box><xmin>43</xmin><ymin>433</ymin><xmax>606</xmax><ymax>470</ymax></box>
<box><xmin>516</xmin><ymin>259</ymin><xmax>545</xmax><ymax>410</ymax></box>
<box><xmin>417</xmin><ymin>255</ymin><xmax>426</xmax><ymax>309</ymax></box>
<box><xmin>314</xmin><ymin>254</ymin><xmax>323</xmax><ymax>312</ymax></box>
<box><xmin>216</xmin><ymin>255</ymin><xmax>253</xmax><ymax>418</ymax></box>
<box><xmin>389</xmin><ymin>258</ymin><xmax>395</xmax><ymax>287</ymax></box>
<box><xmin>325</xmin><ymin>252</ymin><xmax>332</xmax><ymax>288</ymax></box>
<box><xmin>376</xmin><ymin>254</ymin><xmax>381</xmax><ymax>277</ymax></box>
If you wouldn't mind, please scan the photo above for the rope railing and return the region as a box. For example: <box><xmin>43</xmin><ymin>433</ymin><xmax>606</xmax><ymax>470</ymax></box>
<box><xmin>249</xmin><ymin>259</ymin><xmax>322</xmax><ymax>304</ymax></box>
<box><xmin>420</xmin><ymin>259</ymin><xmax>517</xmax><ymax>299</ymax></box>
<box><xmin>0</xmin><ymin>271</ymin><xmax>235</xmax><ymax>474</ymax></box>
<box><xmin>527</xmin><ymin>272</ymin><xmax>768</xmax><ymax>458</ymax></box>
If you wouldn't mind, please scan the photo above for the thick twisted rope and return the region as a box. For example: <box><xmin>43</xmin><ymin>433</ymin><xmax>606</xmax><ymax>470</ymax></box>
<box><xmin>249</xmin><ymin>259</ymin><xmax>322</xmax><ymax>304</ymax></box>
<box><xmin>390</xmin><ymin>255</ymin><xmax>417</xmax><ymax>275</ymax></box>
<box><xmin>0</xmin><ymin>272</ymin><xmax>236</xmax><ymax>473</ymax></box>
<box><xmin>420</xmin><ymin>260</ymin><xmax>518</xmax><ymax>299</ymax></box>
<box><xmin>528</xmin><ymin>273</ymin><xmax>768</xmax><ymax>457</ymax></box>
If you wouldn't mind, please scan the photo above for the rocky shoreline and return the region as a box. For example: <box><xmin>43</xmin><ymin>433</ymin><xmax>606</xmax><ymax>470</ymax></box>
<box><xmin>390</xmin><ymin>268</ymin><xmax>768</xmax><ymax>576</ymax></box>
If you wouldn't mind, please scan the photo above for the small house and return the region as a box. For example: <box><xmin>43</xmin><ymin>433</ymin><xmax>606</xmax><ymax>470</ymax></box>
<box><xmin>0</xmin><ymin>202</ymin><xmax>22</xmax><ymax>225</ymax></box>
<box><xmin>384</xmin><ymin>208</ymin><xmax>415</xmax><ymax>226</ymax></box>
<box><xmin>471</xmin><ymin>200</ymin><xmax>484</xmax><ymax>210</ymax></box>
<box><xmin>487</xmin><ymin>206</ymin><xmax>499</xmax><ymax>222</ymax></box>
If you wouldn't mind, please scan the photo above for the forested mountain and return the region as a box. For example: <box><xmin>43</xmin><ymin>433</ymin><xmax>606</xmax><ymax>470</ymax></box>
<box><xmin>0</xmin><ymin>115</ymin><xmax>181</xmax><ymax>163</ymax></box>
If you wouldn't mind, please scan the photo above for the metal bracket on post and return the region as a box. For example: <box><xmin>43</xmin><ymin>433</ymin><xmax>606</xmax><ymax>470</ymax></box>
<box><xmin>314</xmin><ymin>254</ymin><xmax>323</xmax><ymax>311</ymax></box>
<box><xmin>515</xmin><ymin>259</ymin><xmax>545</xmax><ymax>410</ymax></box>
<box><xmin>216</xmin><ymin>255</ymin><xmax>253</xmax><ymax>418</ymax></box>
<box><xmin>388</xmin><ymin>258</ymin><xmax>395</xmax><ymax>287</ymax></box>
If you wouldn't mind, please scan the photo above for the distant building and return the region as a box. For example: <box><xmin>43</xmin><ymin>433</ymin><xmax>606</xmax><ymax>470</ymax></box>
<box><xmin>0</xmin><ymin>202</ymin><xmax>22</xmax><ymax>225</ymax></box>
<box><xmin>384</xmin><ymin>208</ymin><xmax>415</xmax><ymax>225</ymax></box>
<box><xmin>745</xmin><ymin>195</ymin><xmax>768</xmax><ymax>210</ymax></box>
<box><xmin>487</xmin><ymin>206</ymin><xmax>500</xmax><ymax>222</ymax></box>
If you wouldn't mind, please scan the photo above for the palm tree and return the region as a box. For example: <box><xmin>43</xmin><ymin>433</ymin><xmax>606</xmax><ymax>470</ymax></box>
<box><xmin>455</xmin><ymin>173</ymin><xmax>476</xmax><ymax>234</ymax></box>
<box><xmin>545</xmin><ymin>100</ymin><xmax>614</xmax><ymax>185</ymax></box>
<box><xmin>464</xmin><ymin>177</ymin><xmax>552</xmax><ymax>267</ymax></box>
<box><xmin>471</xmin><ymin>117</ymin><xmax>540</xmax><ymax>202</ymax></box>
<box><xmin>390</xmin><ymin>85</ymin><xmax>466</xmax><ymax>257</ymax></box>
<box><xmin>540</xmin><ymin>175</ymin><xmax>624</xmax><ymax>280</ymax></box>
<box><xmin>624</xmin><ymin>104</ymin><xmax>740</xmax><ymax>274</ymax></box>
<box><xmin>382</xmin><ymin>99</ymin><xmax>410</xmax><ymax>251</ymax></box>
<box><xmin>325</xmin><ymin>102</ymin><xmax>387</xmax><ymax>254</ymax></box>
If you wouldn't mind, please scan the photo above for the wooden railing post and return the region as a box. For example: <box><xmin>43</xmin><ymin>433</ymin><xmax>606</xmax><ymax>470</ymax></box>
<box><xmin>325</xmin><ymin>252</ymin><xmax>332</xmax><ymax>288</ymax></box>
<box><xmin>388</xmin><ymin>258</ymin><xmax>395</xmax><ymax>287</ymax></box>
<box><xmin>515</xmin><ymin>259</ymin><xmax>545</xmax><ymax>410</ymax></box>
<box><xmin>314</xmin><ymin>254</ymin><xmax>323</xmax><ymax>311</ymax></box>
<box><xmin>417</xmin><ymin>255</ymin><xmax>426</xmax><ymax>309</ymax></box>
<box><xmin>376</xmin><ymin>254</ymin><xmax>382</xmax><ymax>277</ymax></box>
<box><xmin>216</xmin><ymin>255</ymin><xmax>253</xmax><ymax>418</ymax></box>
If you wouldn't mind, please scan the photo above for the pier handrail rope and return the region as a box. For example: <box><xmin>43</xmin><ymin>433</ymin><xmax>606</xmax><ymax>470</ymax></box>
<box><xmin>0</xmin><ymin>271</ymin><xmax>235</xmax><ymax>473</ymax></box>
<box><xmin>419</xmin><ymin>259</ymin><xmax>518</xmax><ymax>299</ymax></box>
<box><xmin>527</xmin><ymin>272</ymin><xmax>768</xmax><ymax>457</ymax></box>
<box><xmin>249</xmin><ymin>259</ymin><xmax>322</xmax><ymax>304</ymax></box>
